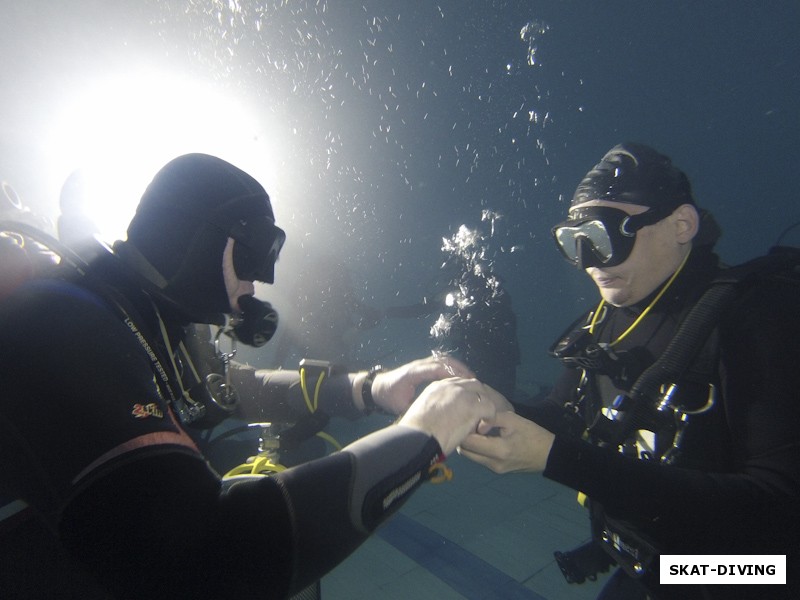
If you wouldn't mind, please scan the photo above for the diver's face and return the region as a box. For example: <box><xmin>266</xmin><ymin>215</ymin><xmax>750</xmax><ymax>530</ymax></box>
<box><xmin>222</xmin><ymin>237</ymin><xmax>255</xmax><ymax>313</ymax></box>
<box><xmin>573</xmin><ymin>200</ymin><xmax>692</xmax><ymax>307</ymax></box>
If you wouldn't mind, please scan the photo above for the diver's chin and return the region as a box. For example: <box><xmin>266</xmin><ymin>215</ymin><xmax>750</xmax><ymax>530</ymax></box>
<box><xmin>593</xmin><ymin>278</ymin><xmax>633</xmax><ymax>307</ymax></box>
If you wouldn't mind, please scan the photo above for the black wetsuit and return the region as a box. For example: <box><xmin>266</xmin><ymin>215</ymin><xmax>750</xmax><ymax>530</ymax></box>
<box><xmin>517</xmin><ymin>247</ymin><xmax>800</xmax><ymax>599</ymax></box>
<box><xmin>0</xmin><ymin>254</ymin><xmax>442</xmax><ymax>599</ymax></box>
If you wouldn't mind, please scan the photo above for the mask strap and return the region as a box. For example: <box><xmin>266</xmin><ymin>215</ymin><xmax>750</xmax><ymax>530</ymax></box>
<box><xmin>622</xmin><ymin>204</ymin><xmax>678</xmax><ymax>235</ymax></box>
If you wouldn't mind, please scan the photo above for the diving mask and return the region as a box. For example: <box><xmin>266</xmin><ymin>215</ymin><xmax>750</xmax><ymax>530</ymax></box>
<box><xmin>552</xmin><ymin>204</ymin><xmax>675</xmax><ymax>269</ymax></box>
<box><xmin>230</xmin><ymin>216</ymin><xmax>286</xmax><ymax>284</ymax></box>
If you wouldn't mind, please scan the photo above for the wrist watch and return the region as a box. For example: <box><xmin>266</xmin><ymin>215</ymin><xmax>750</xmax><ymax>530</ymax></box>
<box><xmin>361</xmin><ymin>364</ymin><xmax>384</xmax><ymax>414</ymax></box>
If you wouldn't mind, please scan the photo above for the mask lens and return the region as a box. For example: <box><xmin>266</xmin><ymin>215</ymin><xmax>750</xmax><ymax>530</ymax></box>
<box><xmin>552</xmin><ymin>206</ymin><xmax>642</xmax><ymax>269</ymax></box>
<box><xmin>554</xmin><ymin>220</ymin><xmax>613</xmax><ymax>264</ymax></box>
<box><xmin>231</xmin><ymin>218</ymin><xmax>286</xmax><ymax>283</ymax></box>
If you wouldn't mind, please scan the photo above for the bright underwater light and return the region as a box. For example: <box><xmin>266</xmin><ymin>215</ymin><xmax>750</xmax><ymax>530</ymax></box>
<box><xmin>44</xmin><ymin>69</ymin><xmax>277</xmax><ymax>244</ymax></box>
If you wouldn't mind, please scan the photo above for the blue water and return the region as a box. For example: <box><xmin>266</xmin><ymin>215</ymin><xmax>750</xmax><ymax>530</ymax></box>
<box><xmin>3</xmin><ymin>3</ymin><xmax>798</xmax><ymax>390</ymax></box>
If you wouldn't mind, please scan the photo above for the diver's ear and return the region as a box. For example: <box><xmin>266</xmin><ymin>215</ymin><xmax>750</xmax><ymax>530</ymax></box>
<box><xmin>673</xmin><ymin>204</ymin><xmax>699</xmax><ymax>244</ymax></box>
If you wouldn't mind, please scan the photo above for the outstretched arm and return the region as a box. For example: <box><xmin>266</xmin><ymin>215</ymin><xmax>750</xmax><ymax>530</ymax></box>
<box><xmin>60</xmin><ymin>377</ymin><xmax>508</xmax><ymax>599</ymax></box>
<box><xmin>231</xmin><ymin>354</ymin><xmax>475</xmax><ymax>422</ymax></box>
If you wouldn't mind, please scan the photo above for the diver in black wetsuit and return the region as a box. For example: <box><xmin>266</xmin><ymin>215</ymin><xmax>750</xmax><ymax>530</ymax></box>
<box><xmin>386</xmin><ymin>262</ymin><xmax>521</xmax><ymax>401</ymax></box>
<box><xmin>0</xmin><ymin>154</ymin><xmax>510</xmax><ymax>599</ymax></box>
<box><xmin>432</xmin><ymin>269</ymin><xmax>520</xmax><ymax>401</ymax></box>
<box><xmin>459</xmin><ymin>143</ymin><xmax>800</xmax><ymax>599</ymax></box>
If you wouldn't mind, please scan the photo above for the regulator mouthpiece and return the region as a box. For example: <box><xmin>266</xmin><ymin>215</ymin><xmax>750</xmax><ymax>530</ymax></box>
<box><xmin>234</xmin><ymin>295</ymin><xmax>278</xmax><ymax>347</ymax></box>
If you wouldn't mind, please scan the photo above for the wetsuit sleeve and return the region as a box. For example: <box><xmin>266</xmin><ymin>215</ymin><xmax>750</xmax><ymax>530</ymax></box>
<box><xmin>60</xmin><ymin>425</ymin><xmax>442</xmax><ymax>599</ymax></box>
<box><xmin>4</xmin><ymin>280</ymin><xmax>444</xmax><ymax>597</ymax></box>
<box><xmin>542</xmin><ymin>278</ymin><xmax>800</xmax><ymax>555</ymax></box>
<box><xmin>231</xmin><ymin>363</ymin><xmax>362</xmax><ymax>422</ymax></box>
<box><xmin>513</xmin><ymin>367</ymin><xmax>582</xmax><ymax>436</ymax></box>
<box><xmin>272</xmin><ymin>425</ymin><xmax>442</xmax><ymax>593</ymax></box>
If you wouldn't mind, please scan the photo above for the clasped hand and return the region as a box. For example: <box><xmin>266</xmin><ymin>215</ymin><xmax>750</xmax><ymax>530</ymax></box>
<box><xmin>370</xmin><ymin>355</ymin><xmax>554</xmax><ymax>466</ymax></box>
<box><xmin>370</xmin><ymin>355</ymin><xmax>475</xmax><ymax>414</ymax></box>
<box><xmin>458</xmin><ymin>410</ymin><xmax>555</xmax><ymax>473</ymax></box>
<box><xmin>398</xmin><ymin>377</ymin><xmax>511</xmax><ymax>457</ymax></box>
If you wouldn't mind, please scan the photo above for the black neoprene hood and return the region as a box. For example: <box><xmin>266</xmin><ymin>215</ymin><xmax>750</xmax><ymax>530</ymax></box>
<box><xmin>571</xmin><ymin>142</ymin><xmax>696</xmax><ymax>210</ymax></box>
<box><xmin>125</xmin><ymin>153</ymin><xmax>276</xmax><ymax>321</ymax></box>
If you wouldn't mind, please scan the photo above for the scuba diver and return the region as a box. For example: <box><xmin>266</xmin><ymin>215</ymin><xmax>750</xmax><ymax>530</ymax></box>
<box><xmin>385</xmin><ymin>233</ymin><xmax>521</xmax><ymax>401</ymax></box>
<box><xmin>0</xmin><ymin>153</ymin><xmax>509</xmax><ymax>599</ymax></box>
<box><xmin>459</xmin><ymin>143</ymin><xmax>800</xmax><ymax>599</ymax></box>
<box><xmin>432</xmin><ymin>268</ymin><xmax>520</xmax><ymax>402</ymax></box>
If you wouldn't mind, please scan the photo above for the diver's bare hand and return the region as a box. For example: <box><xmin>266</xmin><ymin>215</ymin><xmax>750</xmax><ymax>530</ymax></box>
<box><xmin>399</xmin><ymin>378</ymin><xmax>506</xmax><ymax>456</ymax></box>
<box><xmin>368</xmin><ymin>355</ymin><xmax>474</xmax><ymax>414</ymax></box>
<box><xmin>458</xmin><ymin>411</ymin><xmax>555</xmax><ymax>473</ymax></box>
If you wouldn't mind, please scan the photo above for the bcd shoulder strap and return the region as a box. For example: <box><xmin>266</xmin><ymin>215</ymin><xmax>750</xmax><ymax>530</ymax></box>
<box><xmin>588</xmin><ymin>245</ymin><xmax>800</xmax><ymax>455</ymax></box>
